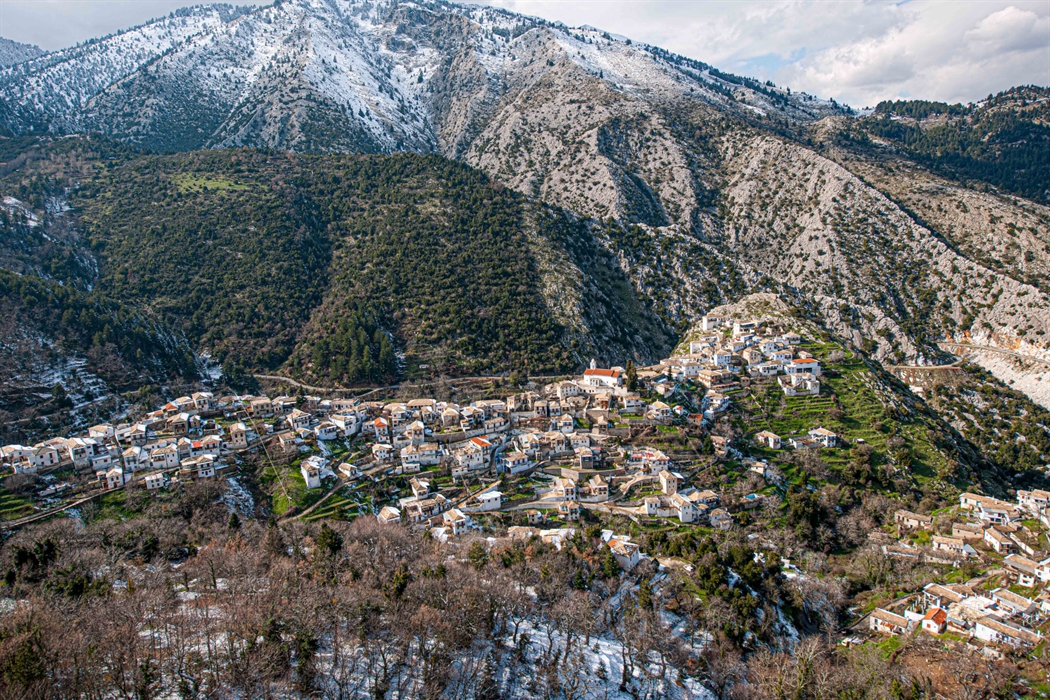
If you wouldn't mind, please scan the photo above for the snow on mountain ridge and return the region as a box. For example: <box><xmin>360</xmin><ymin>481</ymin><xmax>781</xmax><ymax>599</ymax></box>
<box><xmin>0</xmin><ymin>0</ymin><xmax>842</xmax><ymax>150</ymax></box>
<box><xmin>0</xmin><ymin>8</ymin><xmax>228</xmax><ymax>128</ymax></box>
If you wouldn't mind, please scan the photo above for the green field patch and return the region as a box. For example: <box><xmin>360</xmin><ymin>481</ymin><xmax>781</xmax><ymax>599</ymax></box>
<box><xmin>173</xmin><ymin>173</ymin><xmax>252</xmax><ymax>193</ymax></box>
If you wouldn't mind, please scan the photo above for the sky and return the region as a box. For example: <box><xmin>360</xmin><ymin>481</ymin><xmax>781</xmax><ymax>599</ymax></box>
<box><xmin>0</xmin><ymin>0</ymin><xmax>1047</xmax><ymax>107</ymax></box>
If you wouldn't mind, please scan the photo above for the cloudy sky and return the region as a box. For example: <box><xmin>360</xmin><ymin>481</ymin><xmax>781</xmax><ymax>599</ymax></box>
<box><xmin>0</xmin><ymin>0</ymin><xmax>1046</xmax><ymax>107</ymax></box>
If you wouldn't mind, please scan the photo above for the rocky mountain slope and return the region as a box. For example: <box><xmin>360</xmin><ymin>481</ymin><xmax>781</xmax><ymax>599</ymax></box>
<box><xmin>0</xmin><ymin>0</ymin><xmax>1049</xmax><ymax>410</ymax></box>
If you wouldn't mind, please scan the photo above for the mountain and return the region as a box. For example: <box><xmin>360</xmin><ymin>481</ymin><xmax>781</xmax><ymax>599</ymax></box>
<box><xmin>0</xmin><ymin>1</ymin><xmax>840</xmax><ymax>152</ymax></box>
<box><xmin>0</xmin><ymin>140</ymin><xmax>672</xmax><ymax>386</ymax></box>
<box><xmin>0</xmin><ymin>37</ymin><xmax>43</xmax><ymax>68</ymax></box>
<box><xmin>1</xmin><ymin>0</ymin><xmax>1049</xmax><ymax>411</ymax></box>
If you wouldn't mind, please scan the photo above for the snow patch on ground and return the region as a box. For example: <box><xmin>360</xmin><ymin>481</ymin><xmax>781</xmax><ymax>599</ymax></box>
<box><xmin>222</xmin><ymin>476</ymin><xmax>255</xmax><ymax>519</ymax></box>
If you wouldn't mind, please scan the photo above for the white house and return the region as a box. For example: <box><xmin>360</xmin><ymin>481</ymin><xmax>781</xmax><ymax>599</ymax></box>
<box><xmin>620</xmin><ymin>394</ymin><xmax>646</xmax><ymax>414</ymax></box>
<box><xmin>122</xmin><ymin>445</ymin><xmax>150</xmax><ymax>471</ymax></box>
<box><xmin>314</xmin><ymin>422</ymin><xmax>340</xmax><ymax>441</ymax></box>
<box><xmin>330</xmin><ymin>413</ymin><xmax>360</xmax><ymax>438</ymax></box>
<box><xmin>301</xmin><ymin>462</ymin><xmax>322</xmax><ymax>490</ymax></box>
<box><xmin>921</xmin><ymin>608</ymin><xmax>947</xmax><ymax>635</ymax></box>
<box><xmin>226</xmin><ymin>422</ymin><xmax>255</xmax><ymax>450</ymax></box>
<box><xmin>476</xmin><ymin>490</ymin><xmax>503</xmax><ymax>512</ymax></box>
<box><xmin>659</xmin><ymin>469</ymin><xmax>682</xmax><ymax>495</ymax></box>
<box><xmin>1018</xmin><ymin>489</ymin><xmax>1050</xmax><ymax>514</ymax></box>
<box><xmin>377</xmin><ymin>506</ymin><xmax>402</xmax><ymax>525</ymax></box>
<box><xmin>182</xmin><ymin>454</ymin><xmax>217</xmax><ymax>480</ymax></box>
<box><xmin>808</xmin><ymin>427</ymin><xmax>838</xmax><ymax>447</ymax></box>
<box><xmin>608</xmin><ymin>537</ymin><xmax>641</xmax><ymax>571</ymax></box>
<box><xmin>144</xmin><ymin>472</ymin><xmax>169</xmax><ymax>490</ymax></box>
<box><xmin>733</xmin><ymin>321</ymin><xmax>760</xmax><ymax>336</ymax></box>
<box><xmin>786</xmin><ymin>358</ymin><xmax>822</xmax><ymax>376</ymax></box>
<box><xmin>191</xmin><ymin>392</ymin><xmax>215</xmax><ymax>411</ymax></box>
<box><xmin>400</xmin><ymin>445</ymin><xmax>423</xmax><ymax>473</ymax></box>
<box><xmin>299</xmin><ymin>455</ymin><xmax>326</xmax><ymax>489</ymax></box>
<box><xmin>372</xmin><ymin>443</ymin><xmax>393</xmax><ymax>463</ymax></box>
<box><xmin>701</xmin><ymin>316</ymin><xmax>722</xmax><ymax>331</ymax></box>
<box><xmin>711</xmin><ymin>350</ymin><xmax>733</xmax><ymax>367</ymax></box>
<box><xmin>150</xmin><ymin>444</ymin><xmax>181</xmax><ymax>470</ymax></box>
<box><xmin>503</xmin><ymin>451</ymin><xmax>532</xmax><ymax>474</ymax></box>
<box><xmin>338</xmin><ymin>462</ymin><xmax>361</xmax><ymax>480</ymax></box>
<box><xmin>442</xmin><ymin>508</ymin><xmax>472</xmax><ymax>536</ymax></box>
<box><xmin>779</xmin><ymin>374</ymin><xmax>820</xmax><ymax>397</ymax></box>
<box><xmin>973</xmin><ymin>618</ymin><xmax>1041</xmax><ymax>647</ymax></box>
<box><xmin>646</xmin><ymin>401</ymin><xmax>673</xmax><ymax>422</ymax></box>
<box><xmin>869</xmin><ymin>609</ymin><xmax>909</xmax><ymax>635</ymax></box>
<box><xmin>754</xmin><ymin>431</ymin><xmax>782</xmax><ymax>449</ymax></box>
<box><xmin>105</xmin><ymin>467</ymin><xmax>127</xmax><ymax>490</ymax></box>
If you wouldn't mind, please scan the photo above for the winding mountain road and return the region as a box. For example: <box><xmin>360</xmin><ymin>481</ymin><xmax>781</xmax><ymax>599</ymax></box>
<box><xmin>937</xmin><ymin>342</ymin><xmax>1050</xmax><ymax>367</ymax></box>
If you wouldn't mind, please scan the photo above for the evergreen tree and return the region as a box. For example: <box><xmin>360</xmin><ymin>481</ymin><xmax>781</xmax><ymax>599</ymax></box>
<box><xmin>468</xmin><ymin>541</ymin><xmax>489</xmax><ymax>570</ymax></box>
<box><xmin>316</xmin><ymin>523</ymin><xmax>343</xmax><ymax>558</ymax></box>
<box><xmin>601</xmin><ymin>547</ymin><xmax>620</xmax><ymax>578</ymax></box>
<box><xmin>51</xmin><ymin>383</ymin><xmax>72</xmax><ymax>409</ymax></box>
<box><xmin>476</xmin><ymin>653</ymin><xmax>500</xmax><ymax>700</ymax></box>
<box><xmin>625</xmin><ymin>359</ymin><xmax>638</xmax><ymax>392</ymax></box>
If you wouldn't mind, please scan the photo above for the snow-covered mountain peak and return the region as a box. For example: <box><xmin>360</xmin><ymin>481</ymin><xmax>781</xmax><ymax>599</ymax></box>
<box><xmin>0</xmin><ymin>0</ymin><xmax>845</xmax><ymax>154</ymax></box>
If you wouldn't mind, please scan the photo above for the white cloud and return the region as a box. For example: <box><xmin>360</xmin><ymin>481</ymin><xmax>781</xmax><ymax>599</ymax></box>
<box><xmin>966</xmin><ymin>6</ymin><xmax>1048</xmax><ymax>57</ymax></box>
<box><xmin>0</xmin><ymin>0</ymin><xmax>1046</xmax><ymax>107</ymax></box>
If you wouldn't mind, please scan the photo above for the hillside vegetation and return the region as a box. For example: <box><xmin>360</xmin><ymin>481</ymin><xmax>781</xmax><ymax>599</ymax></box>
<box><xmin>0</xmin><ymin>268</ymin><xmax>197</xmax><ymax>441</ymax></box>
<box><xmin>858</xmin><ymin>87</ymin><xmax>1050</xmax><ymax>204</ymax></box>
<box><xmin>10</xmin><ymin>143</ymin><xmax>672</xmax><ymax>383</ymax></box>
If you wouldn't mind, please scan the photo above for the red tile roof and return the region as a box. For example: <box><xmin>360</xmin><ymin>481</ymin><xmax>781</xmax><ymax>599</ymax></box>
<box><xmin>923</xmin><ymin>608</ymin><xmax>947</xmax><ymax>624</ymax></box>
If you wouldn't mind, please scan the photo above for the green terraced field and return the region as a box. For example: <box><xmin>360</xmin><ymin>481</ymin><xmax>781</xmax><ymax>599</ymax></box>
<box><xmin>302</xmin><ymin>490</ymin><xmax>367</xmax><ymax>522</ymax></box>
<box><xmin>0</xmin><ymin>491</ymin><xmax>34</xmax><ymax>521</ymax></box>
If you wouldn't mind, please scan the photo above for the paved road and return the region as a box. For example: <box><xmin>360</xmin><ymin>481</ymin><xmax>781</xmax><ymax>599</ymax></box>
<box><xmin>1</xmin><ymin>465</ymin><xmax>185</xmax><ymax>531</ymax></box>
<box><xmin>938</xmin><ymin>342</ymin><xmax>1050</xmax><ymax>367</ymax></box>
<box><xmin>254</xmin><ymin>373</ymin><xmax>572</xmax><ymax>396</ymax></box>
<box><xmin>885</xmin><ymin>360</ymin><xmax>962</xmax><ymax>371</ymax></box>
<box><xmin>253</xmin><ymin>374</ymin><xmax>361</xmax><ymax>393</ymax></box>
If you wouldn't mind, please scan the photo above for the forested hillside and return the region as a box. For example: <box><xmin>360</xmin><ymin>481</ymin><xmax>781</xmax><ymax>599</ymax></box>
<box><xmin>855</xmin><ymin>87</ymin><xmax>1050</xmax><ymax>203</ymax></box>
<box><xmin>1</xmin><ymin>0</ymin><xmax>1049</xmax><ymax>411</ymax></box>
<box><xmin>0</xmin><ymin>267</ymin><xmax>197</xmax><ymax>441</ymax></box>
<box><xmin>6</xmin><ymin>141</ymin><xmax>672</xmax><ymax>384</ymax></box>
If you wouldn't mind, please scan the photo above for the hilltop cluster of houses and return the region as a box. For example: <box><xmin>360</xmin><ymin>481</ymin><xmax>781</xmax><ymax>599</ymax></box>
<box><xmin>4</xmin><ymin>351</ymin><xmax>747</xmax><ymax>535</ymax></box>
<box><xmin>658</xmin><ymin>317</ymin><xmax>820</xmax><ymax>397</ymax></box>
<box><xmin>3</xmin><ymin>316</ymin><xmax>819</xmax><ymax>535</ymax></box>
<box><xmin>1</xmin><ymin>392</ymin><xmax>241</xmax><ymax>491</ymax></box>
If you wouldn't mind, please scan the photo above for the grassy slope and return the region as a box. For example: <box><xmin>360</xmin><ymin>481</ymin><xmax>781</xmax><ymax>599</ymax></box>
<box><xmin>735</xmin><ymin>336</ymin><xmax>994</xmax><ymax>494</ymax></box>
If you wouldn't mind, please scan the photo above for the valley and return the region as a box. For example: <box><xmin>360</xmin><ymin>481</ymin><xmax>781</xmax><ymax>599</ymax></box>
<box><xmin>0</xmin><ymin>0</ymin><xmax>1048</xmax><ymax>697</ymax></box>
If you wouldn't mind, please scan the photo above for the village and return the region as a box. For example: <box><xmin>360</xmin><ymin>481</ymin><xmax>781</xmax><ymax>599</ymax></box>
<box><xmin>858</xmin><ymin>490</ymin><xmax>1050</xmax><ymax>655</ymax></box>
<box><xmin>4</xmin><ymin>313</ymin><xmax>1050</xmax><ymax>659</ymax></box>
<box><xmin>0</xmin><ymin>315</ymin><xmax>822</xmax><ymax>532</ymax></box>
